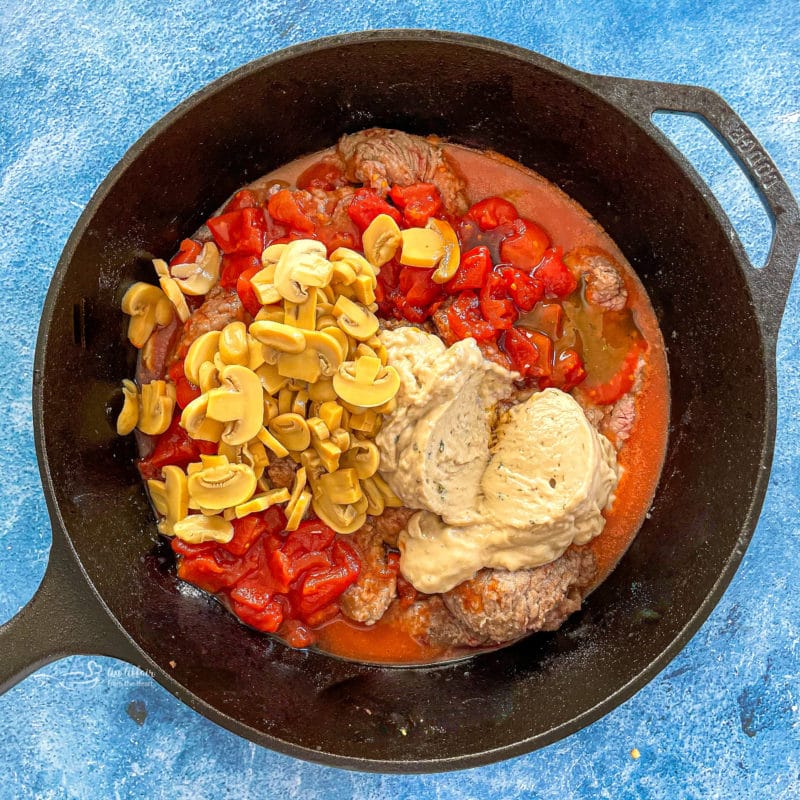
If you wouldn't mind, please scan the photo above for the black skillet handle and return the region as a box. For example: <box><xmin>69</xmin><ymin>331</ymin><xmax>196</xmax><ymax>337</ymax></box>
<box><xmin>588</xmin><ymin>75</ymin><xmax>800</xmax><ymax>346</ymax></box>
<box><xmin>0</xmin><ymin>528</ymin><xmax>146</xmax><ymax>693</ymax></box>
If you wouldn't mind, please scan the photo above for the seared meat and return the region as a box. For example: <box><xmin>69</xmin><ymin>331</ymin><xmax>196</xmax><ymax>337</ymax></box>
<box><xmin>371</xmin><ymin>506</ymin><xmax>416</xmax><ymax>548</ymax></box>
<box><xmin>603</xmin><ymin>392</ymin><xmax>636</xmax><ymax>446</ymax></box>
<box><xmin>441</xmin><ymin>548</ymin><xmax>597</xmax><ymax>644</ymax></box>
<box><xmin>337</xmin><ymin>129</ymin><xmax>468</xmax><ymax>214</ymax></box>
<box><xmin>176</xmin><ymin>285</ymin><xmax>246</xmax><ymax>355</ymax></box>
<box><xmin>339</xmin><ymin>519</ymin><xmax>398</xmax><ymax>625</ymax></box>
<box><xmin>565</xmin><ymin>247</ymin><xmax>628</xmax><ymax>311</ymax></box>
<box><xmin>266</xmin><ymin>456</ymin><xmax>298</xmax><ymax>490</ymax></box>
<box><xmin>398</xmin><ymin>594</ymin><xmax>485</xmax><ymax>648</ymax></box>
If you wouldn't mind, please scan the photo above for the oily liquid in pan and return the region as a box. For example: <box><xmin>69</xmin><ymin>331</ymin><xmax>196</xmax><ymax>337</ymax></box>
<box><xmin>142</xmin><ymin>141</ymin><xmax>669</xmax><ymax>665</ymax></box>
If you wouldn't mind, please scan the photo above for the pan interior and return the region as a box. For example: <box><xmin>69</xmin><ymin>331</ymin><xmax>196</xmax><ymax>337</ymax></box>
<box><xmin>38</xmin><ymin>36</ymin><xmax>767</xmax><ymax>767</ymax></box>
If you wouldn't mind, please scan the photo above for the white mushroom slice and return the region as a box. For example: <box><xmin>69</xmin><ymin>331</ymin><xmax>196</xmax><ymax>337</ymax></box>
<box><xmin>184</xmin><ymin>331</ymin><xmax>221</xmax><ymax>385</ymax></box>
<box><xmin>116</xmin><ymin>379</ymin><xmax>140</xmax><ymax>436</ymax></box>
<box><xmin>158</xmin><ymin>274</ymin><xmax>191</xmax><ymax>322</ymax></box>
<box><xmin>137</xmin><ymin>380</ymin><xmax>175</xmax><ymax>436</ymax></box>
<box><xmin>180</xmin><ymin>393</ymin><xmax>225</xmax><ymax>443</ymax></box>
<box><xmin>311</xmin><ymin>490</ymin><xmax>365</xmax><ymax>535</ymax></box>
<box><xmin>332</xmin><ymin>296</ymin><xmax>379</xmax><ymax>341</ymax></box>
<box><xmin>187</xmin><ymin>459</ymin><xmax>257</xmax><ymax>511</ymax></box>
<box><xmin>333</xmin><ymin>356</ymin><xmax>400</xmax><ymax>409</ymax></box>
<box><xmin>170</xmin><ymin>242</ymin><xmax>221</xmax><ymax>296</ymax></box>
<box><xmin>361</xmin><ymin>214</ymin><xmax>402</xmax><ymax>268</ymax></box>
<box><xmin>234</xmin><ymin>488</ymin><xmax>291</xmax><ymax>518</ymax></box>
<box><xmin>273</xmin><ymin>239</ymin><xmax>333</xmax><ymax>303</ymax></box>
<box><xmin>206</xmin><ymin>364</ymin><xmax>265</xmax><ymax>446</ymax></box>
<box><xmin>285</xmin><ymin>488</ymin><xmax>312</xmax><ymax>531</ymax></box>
<box><xmin>218</xmin><ymin>321</ymin><xmax>249</xmax><ymax>366</ymax></box>
<box><xmin>341</xmin><ymin>439</ymin><xmax>380</xmax><ymax>479</ymax></box>
<box><xmin>268</xmin><ymin>413</ymin><xmax>311</xmax><ymax>452</ymax></box>
<box><xmin>120</xmin><ymin>282</ymin><xmax>173</xmax><ymax>348</ymax></box>
<box><xmin>172</xmin><ymin>514</ymin><xmax>234</xmax><ymax>544</ymax></box>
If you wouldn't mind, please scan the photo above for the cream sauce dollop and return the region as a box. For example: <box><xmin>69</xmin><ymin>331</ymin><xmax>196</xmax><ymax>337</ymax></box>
<box><xmin>376</xmin><ymin>327</ymin><xmax>619</xmax><ymax>594</ymax></box>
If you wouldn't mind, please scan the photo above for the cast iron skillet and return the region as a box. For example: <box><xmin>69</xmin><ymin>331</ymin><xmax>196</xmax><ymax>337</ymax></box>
<box><xmin>2</xmin><ymin>31</ymin><xmax>798</xmax><ymax>772</ymax></box>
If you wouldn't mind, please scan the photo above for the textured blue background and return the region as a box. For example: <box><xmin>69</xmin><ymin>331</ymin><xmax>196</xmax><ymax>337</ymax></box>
<box><xmin>1</xmin><ymin>1</ymin><xmax>798</xmax><ymax>798</ymax></box>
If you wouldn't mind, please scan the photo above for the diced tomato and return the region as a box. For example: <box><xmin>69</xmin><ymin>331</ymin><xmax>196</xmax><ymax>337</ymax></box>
<box><xmin>232</xmin><ymin>594</ymin><xmax>284</xmax><ymax>633</ymax></box>
<box><xmin>315</xmin><ymin>221</ymin><xmax>360</xmax><ymax>254</ymax></box>
<box><xmin>465</xmin><ymin>197</ymin><xmax>519</xmax><ymax>230</ymax></box>
<box><xmin>169</xmin><ymin>238</ymin><xmax>202</xmax><ymax>267</ymax></box>
<box><xmin>220</xmin><ymin>254</ymin><xmax>261</xmax><ymax>290</ymax></box>
<box><xmin>281</xmin><ymin>619</ymin><xmax>315</xmax><ymax>648</ymax></box>
<box><xmin>584</xmin><ymin>342</ymin><xmax>643</xmax><ymax>405</ymax></box>
<box><xmin>479</xmin><ymin>271</ymin><xmax>517</xmax><ymax>330</ymax></box>
<box><xmin>296</xmin><ymin>160</ymin><xmax>348</xmax><ymax>191</ymax></box>
<box><xmin>137</xmin><ymin>414</ymin><xmax>216</xmax><ymax>480</ymax></box>
<box><xmin>176</xmin><ymin>552</ymin><xmax>235</xmax><ymax>594</ymax></box>
<box><xmin>207</xmin><ymin>207</ymin><xmax>268</xmax><ymax>256</ymax></box>
<box><xmin>399</xmin><ymin>266</ymin><xmax>443</xmax><ymax>308</ymax></box>
<box><xmin>499</xmin><ymin>218</ymin><xmax>551</xmax><ymax>272</ymax></box>
<box><xmin>170</xmin><ymin>538</ymin><xmax>217</xmax><ymax>559</ymax></box>
<box><xmin>533</xmin><ymin>247</ymin><xmax>578</xmax><ymax>298</ymax></box>
<box><xmin>395</xmin><ymin>297</ymin><xmax>430</xmax><ymax>323</ymax></box>
<box><xmin>389</xmin><ymin>183</ymin><xmax>443</xmax><ymax>227</ymax></box>
<box><xmin>281</xmin><ymin>519</ymin><xmax>335</xmax><ymax>557</ymax></box>
<box><xmin>167</xmin><ymin>361</ymin><xmax>201</xmax><ymax>410</ymax></box>
<box><xmin>291</xmin><ymin>540</ymin><xmax>360</xmax><ymax>620</ymax></box>
<box><xmin>222</xmin><ymin>514</ymin><xmax>267</xmax><ymax>557</ymax></box>
<box><xmin>261</xmin><ymin>506</ymin><xmax>288</xmax><ymax>538</ymax></box>
<box><xmin>447</xmin><ymin>291</ymin><xmax>497</xmax><ymax>342</ymax></box>
<box><xmin>236</xmin><ymin>265</ymin><xmax>263</xmax><ymax>316</ymax></box>
<box><xmin>445</xmin><ymin>246</ymin><xmax>492</xmax><ymax>293</ymax></box>
<box><xmin>547</xmin><ymin>348</ymin><xmax>587</xmax><ymax>392</ymax></box>
<box><xmin>222</xmin><ymin>189</ymin><xmax>261</xmax><ymax>213</ymax></box>
<box><xmin>478</xmin><ymin>339</ymin><xmax>515</xmax><ymax>371</ymax></box>
<box><xmin>346</xmin><ymin>189</ymin><xmax>402</xmax><ymax>232</ymax></box>
<box><xmin>504</xmin><ymin>327</ymin><xmax>553</xmax><ymax>379</ymax></box>
<box><xmin>498</xmin><ymin>266</ymin><xmax>543</xmax><ymax>311</ymax></box>
<box><xmin>267</xmin><ymin>189</ymin><xmax>315</xmax><ymax>233</ymax></box>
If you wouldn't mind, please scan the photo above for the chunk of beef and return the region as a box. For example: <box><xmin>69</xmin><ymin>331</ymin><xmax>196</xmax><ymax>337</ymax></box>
<box><xmin>266</xmin><ymin>456</ymin><xmax>298</xmax><ymax>490</ymax></box>
<box><xmin>397</xmin><ymin>594</ymin><xmax>486</xmax><ymax>649</ymax></box>
<box><xmin>339</xmin><ymin>519</ymin><xmax>398</xmax><ymax>625</ymax></box>
<box><xmin>565</xmin><ymin>247</ymin><xmax>628</xmax><ymax>311</ymax></box>
<box><xmin>176</xmin><ymin>285</ymin><xmax>246</xmax><ymax>355</ymax></box>
<box><xmin>371</xmin><ymin>505</ymin><xmax>417</xmax><ymax>548</ymax></box>
<box><xmin>337</xmin><ymin>129</ymin><xmax>468</xmax><ymax>214</ymax></box>
<box><xmin>603</xmin><ymin>392</ymin><xmax>636</xmax><ymax>446</ymax></box>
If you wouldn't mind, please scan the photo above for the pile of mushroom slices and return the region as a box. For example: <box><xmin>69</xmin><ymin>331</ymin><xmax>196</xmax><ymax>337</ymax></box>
<box><xmin>116</xmin><ymin>235</ymin><xmax>416</xmax><ymax>543</ymax></box>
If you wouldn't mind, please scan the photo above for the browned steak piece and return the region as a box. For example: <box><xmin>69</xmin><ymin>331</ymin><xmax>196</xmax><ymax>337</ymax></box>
<box><xmin>337</xmin><ymin>128</ymin><xmax>468</xmax><ymax>214</ymax></box>
<box><xmin>397</xmin><ymin>594</ymin><xmax>486</xmax><ymax>649</ymax></box>
<box><xmin>176</xmin><ymin>285</ymin><xmax>246</xmax><ymax>355</ymax></box>
<box><xmin>440</xmin><ymin>548</ymin><xmax>597</xmax><ymax>644</ymax></box>
<box><xmin>339</xmin><ymin>519</ymin><xmax>398</xmax><ymax>625</ymax></box>
<box><xmin>266</xmin><ymin>456</ymin><xmax>298</xmax><ymax>490</ymax></box>
<box><xmin>565</xmin><ymin>247</ymin><xmax>628</xmax><ymax>311</ymax></box>
<box><xmin>371</xmin><ymin>506</ymin><xmax>416</xmax><ymax>548</ymax></box>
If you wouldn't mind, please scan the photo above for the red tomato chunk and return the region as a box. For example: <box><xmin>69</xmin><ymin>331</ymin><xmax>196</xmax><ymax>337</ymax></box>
<box><xmin>171</xmin><ymin>514</ymin><xmax>360</xmax><ymax>644</ymax></box>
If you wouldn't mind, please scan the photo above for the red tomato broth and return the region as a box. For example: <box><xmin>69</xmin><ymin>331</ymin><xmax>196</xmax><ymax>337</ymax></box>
<box><xmin>143</xmin><ymin>139</ymin><xmax>668</xmax><ymax>662</ymax></box>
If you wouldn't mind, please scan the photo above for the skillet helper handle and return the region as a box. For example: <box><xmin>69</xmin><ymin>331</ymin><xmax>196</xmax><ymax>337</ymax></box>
<box><xmin>590</xmin><ymin>75</ymin><xmax>800</xmax><ymax>345</ymax></box>
<box><xmin>0</xmin><ymin>531</ymin><xmax>144</xmax><ymax>693</ymax></box>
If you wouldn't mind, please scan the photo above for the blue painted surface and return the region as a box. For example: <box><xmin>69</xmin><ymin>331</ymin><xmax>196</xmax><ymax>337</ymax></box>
<box><xmin>0</xmin><ymin>0</ymin><xmax>798</xmax><ymax>797</ymax></box>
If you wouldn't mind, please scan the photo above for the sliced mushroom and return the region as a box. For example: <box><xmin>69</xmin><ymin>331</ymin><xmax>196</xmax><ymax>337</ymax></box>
<box><xmin>172</xmin><ymin>514</ymin><xmax>234</xmax><ymax>544</ymax></box>
<box><xmin>234</xmin><ymin>488</ymin><xmax>291</xmax><ymax>518</ymax></box>
<box><xmin>148</xmin><ymin>465</ymin><xmax>189</xmax><ymax>535</ymax></box>
<box><xmin>333</xmin><ymin>356</ymin><xmax>400</xmax><ymax>409</ymax></box>
<box><xmin>361</xmin><ymin>214</ymin><xmax>402</xmax><ymax>267</ymax></box>
<box><xmin>138</xmin><ymin>380</ymin><xmax>175</xmax><ymax>435</ymax></box>
<box><xmin>361</xmin><ymin>476</ymin><xmax>385</xmax><ymax>516</ymax></box>
<box><xmin>318</xmin><ymin>400</ymin><xmax>343</xmax><ymax>432</ymax></box>
<box><xmin>332</xmin><ymin>296</ymin><xmax>379</xmax><ymax>341</ymax></box>
<box><xmin>284</xmin><ymin>293</ymin><xmax>317</xmax><ymax>330</ymax></box>
<box><xmin>312</xmin><ymin>436</ymin><xmax>342</xmax><ymax>473</ymax></box>
<box><xmin>329</xmin><ymin>427</ymin><xmax>350</xmax><ymax>452</ymax></box>
<box><xmin>371</xmin><ymin>472</ymin><xmax>403</xmax><ymax>507</ymax></box>
<box><xmin>249</xmin><ymin>320</ymin><xmax>307</xmax><ymax>356</ymax></box>
<box><xmin>428</xmin><ymin>218</ymin><xmax>461</xmax><ymax>283</ymax></box>
<box><xmin>261</xmin><ymin>243</ymin><xmax>287</xmax><ymax>268</ymax></box>
<box><xmin>184</xmin><ymin>330</ymin><xmax>221</xmax><ymax>384</ymax></box>
<box><xmin>254</xmin><ymin>303</ymin><xmax>285</xmax><ymax>323</ymax></box>
<box><xmin>306</xmin><ymin>416</ymin><xmax>330</xmax><ymax>443</ymax></box>
<box><xmin>268</xmin><ymin>413</ymin><xmax>311</xmax><ymax>452</ymax></box>
<box><xmin>120</xmin><ymin>282</ymin><xmax>173</xmax><ymax>348</ymax></box>
<box><xmin>180</xmin><ymin>393</ymin><xmax>225</xmax><ymax>443</ymax></box>
<box><xmin>319</xmin><ymin>468</ymin><xmax>362</xmax><ymax>505</ymax></box>
<box><xmin>218</xmin><ymin>321</ymin><xmax>249</xmax><ymax>366</ymax></box>
<box><xmin>307</xmin><ymin>378</ymin><xmax>338</xmax><ymax>403</ymax></box>
<box><xmin>187</xmin><ymin>458</ymin><xmax>257</xmax><ymax>511</ymax></box>
<box><xmin>273</xmin><ymin>239</ymin><xmax>333</xmax><ymax>303</ymax></box>
<box><xmin>285</xmin><ymin>488</ymin><xmax>312</xmax><ymax>531</ymax></box>
<box><xmin>255</xmin><ymin>362</ymin><xmax>289</xmax><ymax>395</ymax></box>
<box><xmin>311</xmin><ymin>489</ymin><xmax>366</xmax><ymax>535</ymax></box>
<box><xmin>329</xmin><ymin>247</ymin><xmax>377</xmax><ymax>286</ymax></box>
<box><xmin>197</xmin><ymin>361</ymin><xmax>220</xmax><ymax>393</ymax></box>
<box><xmin>158</xmin><ymin>274</ymin><xmax>191</xmax><ymax>322</ymax></box>
<box><xmin>399</xmin><ymin>226</ymin><xmax>445</xmax><ymax>268</ymax></box>
<box><xmin>116</xmin><ymin>379</ymin><xmax>140</xmax><ymax>435</ymax></box>
<box><xmin>257</xmin><ymin>425</ymin><xmax>290</xmax><ymax>458</ymax></box>
<box><xmin>170</xmin><ymin>242</ymin><xmax>221</xmax><ymax>295</ymax></box>
<box><xmin>341</xmin><ymin>439</ymin><xmax>379</xmax><ymax>479</ymax></box>
<box><xmin>347</xmin><ymin>409</ymin><xmax>381</xmax><ymax>436</ymax></box>
<box><xmin>250</xmin><ymin>263</ymin><xmax>282</xmax><ymax>306</ymax></box>
<box><xmin>206</xmin><ymin>364</ymin><xmax>264</xmax><ymax>446</ymax></box>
